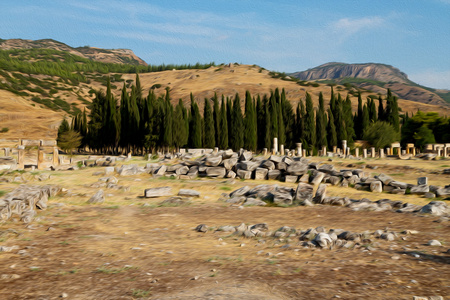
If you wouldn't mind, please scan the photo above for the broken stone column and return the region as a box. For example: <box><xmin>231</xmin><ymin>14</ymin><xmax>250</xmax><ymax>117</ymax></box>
<box><xmin>280</xmin><ymin>144</ymin><xmax>285</xmax><ymax>156</ymax></box>
<box><xmin>332</xmin><ymin>146</ymin><xmax>337</xmax><ymax>153</ymax></box>
<box><xmin>355</xmin><ymin>148</ymin><xmax>359</xmax><ymax>158</ymax></box>
<box><xmin>52</xmin><ymin>147</ymin><xmax>59</xmax><ymax>166</ymax></box>
<box><xmin>263</xmin><ymin>148</ymin><xmax>268</xmax><ymax>156</ymax></box>
<box><xmin>296</xmin><ymin>143</ymin><xmax>302</xmax><ymax>157</ymax></box>
<box><xmin>322</xmin><ymin>146</ymin><xmax>327</xmax><ymax>157</ymax></box>
<box><xmin>347</xmin><ymin>147</ymin><xmax>350</xmax><ymax>156</ymax></box>
<box><xmin>371</xmin><ymin>147</ymin><xmax>376</xmax><ymax>158</ymax></box>
<box><xmin>387</xmin><ymin>148</ymin><xmax>391</xmax><ymax>156</ymax></box>
<box><xmin>302</xmin><ymin>149</ymin><xmax>307</xmax><ymax>158</ymax></box>
<box><xmin>213</xmin><ymin>147</ymin><xmax>219</xmax><ymax>154</ymax></box>
<box><xmin>363</xmin><ymin>148</ymin><xmax>368</xmax><ymax>159</ymax></box>
<box><xmin>4</xmin><ymin>147</ymin><xmax>10</xmax><ymax>156</ymax></box>
<box><xmin>342</xmin><ymin>140</ymin><xmax>347</xmax><ymax>156</ymax></box>
<box><xmin>273</xmin><ymin>137</ymin><xmax>278</xmax><ymax>154</ymax></box>
<box><xmin>412</xmin><ymin>147</ymin><xmax>416</xmax><ymax>156</ymax></box>
<box><xmin>17</xmin><ymin>147</ymin><xmax>25</xmax><ymax>169</ymax></box>
<box><xmin>37</xmin><ymin>148</ymin><xmax>45</xmax><ymax>170</ymax></box>
<box><xmin>380</xmin><ymin>148</ymin><xmax>385</xmax><ymax>158</ymax></box>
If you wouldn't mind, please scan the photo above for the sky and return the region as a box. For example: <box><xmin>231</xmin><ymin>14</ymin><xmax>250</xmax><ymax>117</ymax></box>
<box><xmin>1</xmin><ymin>0</ymin><xmax>450</xmax><ymax>89</ymax></box>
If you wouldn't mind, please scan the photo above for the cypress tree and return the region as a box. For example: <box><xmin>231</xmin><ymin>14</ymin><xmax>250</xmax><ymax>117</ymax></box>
<box><xmin>135</xmin><ymin>73</ymin><xmax>143</xmax><ymax>100</ymax></box>
<box><xmin>173</xmin><ymin>99</ymin><xmax>187</xmax><ymax>150</ymax></box>
<box><xmin>369</xmin><ymin>98</ymin><xmax>377</xmax><ymax>122</ymax></box>
<box><xmin>378</xmin><ymin>95</ymin><xmax>384</xmax><ymax>121</ymax></box>
<box><xmin>264</xmin><ymin>101</ymin><xmax>272</xmax><ymax>150</ymax></box>
<box><xmin>362</xmin><ymin>104</ymin><xmax>370</xmax><ymax>134</ymax></box>
<box><xmin>334</xmin><ymin>94</ymin><xmax>347</xmax><ymax>143</ymax></box>
<box><xmin>269</xmin><ymin>92</ymin><xmax>278</xmax><ymax>142</ymax></box>
<box><xmin>296</xmin><ymin>99</ymin><xmax>306</xmax><ymax>144</ymax></box>
<box><xmin>277</xmin><ymin>95</ymin><xmax>286</xmax><ymax>147</ymax></box>
<box><xmin>129</xmin><ymin>86</ymin><xmax>140</xmax><ymax>151</ymax></box>
<box><xmin>326</xmin><ymin>108</ymin><xmax>337</xmax><ymax>148</ymax></box>
<box><xmin>162</xmin><ymin>88</ymin><xmax>173</xmax><ymax>149</ymax></box>
<box><xmin>344</xmin><ymin>95</ymin><xmax>355</xmax><ymax>145</ymax></box>
<box><xmin>316</xmin><ymin>92</ymin><xmax>327</xmax><ymax>149</ymax></box>
<box><xmin>57</xmin><ymin>117</ymin><xmax>70</xmax><ymax>144</ymax></box>
<box><xmin>244</xmin><ymin>91</ymin><xmax>257</xmax><ymax>151</ymax></box>
<box><xmin>304</xmin><ymin>92</ymin><xmax>316</xmax><ymax>152</ymax></box>
<box><xmin>219</xmin><ymin>98</ymin><xmax>228</xmax><ymax>149</ymax></box>
<box><xmin>390</xmin><ymin>96</ymin><xmax>400</xmax><ymax>132</ymax></box>
<box><xmin>212</xmin><ymin>93</ymin><xmax>220</xmax><ymax>147</ymax></box>
<box><xmin>229</xmin><ymin>93</ymin><xmax>244</xmax><ymax>151</ymax></box>
<box><xmin>203</xmin><ymin>98</ymin><xmax>215</xmax><ymax>148</ymax></box>
<box><xmin>226</xmin><ymin>97</ymin><xmax>232</xmax><ymax>147</ymax></box>
<box><xmin>188</xmin><ymin>93</ymin><xmax>202</xmax><ymax>148</ymax></box>
<box><xmin>280</xmin><ymin>88</ymin><xmax>294</xmax><ymax>148</ymax></box>
<box><xmin>256</xmin><ymin>95</ymin><xmax>265</xmax><ymax>150</ymax></box>
<box><xmin>355</xmin><ymin>93</ymin><xmax>363</xmax><ymax>139</ymax></box>
<box><xmin>119</xmin><ymin>83</ymin><xmax>130</xmax><ymax>152</ymax></box>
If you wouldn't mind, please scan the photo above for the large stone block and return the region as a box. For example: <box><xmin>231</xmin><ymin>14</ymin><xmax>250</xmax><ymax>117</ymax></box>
<box><xmin>205</xmin><ymin>155</ymin><xmax>223</xmax><ymax>167</ymax></box>
<box><xmin>145</xmin><ymin>187</ymin><xmax>173</xmax><ymax>198</ymax></box>
<box><xmin>222</xmin><ymin>158</ymin><xmax>238</xmax><ymax>170</ymax></box>
<box><xmin>254</xmin><ymin>168</ymin><xmax>268</xmax><ymax>180</ymax></box>
<box><xmin>206</xmin><ymin>167</ymin><xmax>227</xmax><ymax>178</ymax></box>
<box><xmin>237</xmin><ymin>169</ymin><xmax>252</xmax><ymax>180</ymax></box>
<box><xmin>294</xmin><ymin>182</ymin><xmax>313</xmax><ymax>204</ymax></box>
<box><xmin>286</xmin><ymin>161</ymin><xmax>308</xmax><ymax>176</ymax></box>
<box><xmin>267</xmin><ymin>169</ymin><xmax>281</xmax><ymax>180</ymax></box>
<box><xmin>370</xmin><ymin>181</ymin><xmax>383</xmax><ymax>193</ymax></box>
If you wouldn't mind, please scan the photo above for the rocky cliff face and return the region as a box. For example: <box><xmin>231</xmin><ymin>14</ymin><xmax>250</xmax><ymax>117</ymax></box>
<box><xmin>290</xmin><ymin>62</ymin><xmax>448</xmax><ymax>106</ymax></box>
<box><xmin>0</xmin><ymin>38</ymin><xmax>147</xmax><ymax>65</ymax></box>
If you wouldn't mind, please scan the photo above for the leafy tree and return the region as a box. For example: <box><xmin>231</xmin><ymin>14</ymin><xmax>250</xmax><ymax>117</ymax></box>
<box><xmin>57</xmin><ymin>117</ymin><xmax>70</xmax><ymax>144</ymax></box>
<box><xmin>413</xmin><ymin>126</ymin><xmax>436</xmax><ymax>150</ymax></box>
<box><xmin>363</xmin><ymin>121</ymin><xmax>399</xmax><ymax>149</ymax></box>
<box><xmin>57</xmin><ymin>130</ymin><xmax>82</xmax><ymax>155</ymax></box>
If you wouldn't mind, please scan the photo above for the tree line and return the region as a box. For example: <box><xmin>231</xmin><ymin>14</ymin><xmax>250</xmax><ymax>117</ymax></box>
<box><xmin>57</xmin><ymin>74</ymin><xmax>449</xmax><ymax>154</ymax></box>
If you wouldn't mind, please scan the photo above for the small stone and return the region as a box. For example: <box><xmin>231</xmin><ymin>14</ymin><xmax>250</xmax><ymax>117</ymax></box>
<box><xmin>191</xmin><ymin>276</ymin><xmax>200</xmax><ymax>280</ymax></box>
<box><xmin>61</xmin><ymin>292</ymin><xmax>68</xmax><ymax>298</ymax></box>
<box><xmin>391</xmin><ymin>255</ymin><xmax>400</xmax><ymax>260</ymax></box>
<box><xmin>427</xmin><ymin>240</ymin><xmax>442</xmax><ymax>246</ymax></box>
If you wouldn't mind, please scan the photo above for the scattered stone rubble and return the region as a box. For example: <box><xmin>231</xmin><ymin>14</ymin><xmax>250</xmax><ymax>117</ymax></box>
<box><xmin>223</xmin><ymin>183</ymin><xmax>450</xmax><ymax>217</ymax></box>
<box><xmin>196</xmin><ymin>222</ymin><xmax>423</xmax><ymax>250</ymax></box>
<box><xmin>0</xmin><ymin>185</ymin><xmax>61</xmax><ymax>223</ymax></box>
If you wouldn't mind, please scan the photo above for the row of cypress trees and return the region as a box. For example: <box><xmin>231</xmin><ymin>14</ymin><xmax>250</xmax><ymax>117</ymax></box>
<box><xmin>60</xmin><ymin>74</ymin><xmax>402</xmax><ymax>154</ymax></box>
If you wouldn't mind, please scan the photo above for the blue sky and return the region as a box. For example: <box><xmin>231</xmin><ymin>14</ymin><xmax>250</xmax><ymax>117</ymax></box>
<box><xmin>1</xmin><ymin>0</ymin><xmax>450</xmax><ymax>89</ymax></box>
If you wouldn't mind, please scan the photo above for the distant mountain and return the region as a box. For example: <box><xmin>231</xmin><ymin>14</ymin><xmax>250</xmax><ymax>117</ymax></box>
<box><xmin>290</xmin><ymin>62</ymin><xmax>450</xmax><ymax>105</ymax></box>
<box><xmin>0</xmin><ymin>38</ymin><xmax>147</xmax><ymax>65</ymax></box>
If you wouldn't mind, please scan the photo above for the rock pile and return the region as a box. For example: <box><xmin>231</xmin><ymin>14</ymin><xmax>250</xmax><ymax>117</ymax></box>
<box><xmin>198</xmin><ymin>223</ymin><xmax>408</xmax><ymax>250</ymax></box>
<box><xmin>0</xmin><ymin>185</ymin><xmax>61</xmax><ymax>223</ymax></box>
<box><xmin>224</xmin><ymin>183</ymin><xmax>450</xmax><ymax>217</ymax></box>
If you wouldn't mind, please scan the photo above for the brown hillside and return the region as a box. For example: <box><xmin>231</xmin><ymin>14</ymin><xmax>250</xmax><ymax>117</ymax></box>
<box><xmin>1</xmin><ymin>64</ymin><xmax>450</xmax><ymax>140</ymax></box>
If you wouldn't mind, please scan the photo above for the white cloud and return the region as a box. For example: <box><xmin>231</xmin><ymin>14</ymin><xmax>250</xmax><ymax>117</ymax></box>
<box><xmin>332</xmin><ymin>16</ymin><xmax>386</xmax><ymax>37</ymax></box>
<box><xmin>409</xmin><ymin>70</ymin><xmax>450</xmax><ymax>90</ymax></box>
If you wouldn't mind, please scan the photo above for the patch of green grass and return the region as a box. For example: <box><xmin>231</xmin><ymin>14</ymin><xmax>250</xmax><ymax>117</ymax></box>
<box><xmin>389</xmin><ymin>173</ymin><xmax>405</xmax><ymax>176</ymax></box>
<box><xmin>59</xmin><ymin>241</ymin><xmax>70</xmax><ymax>245</ymax></box>
<box><xmin>30</xmin><ymin>267</ymin><xmax>42</xmax><ymax>272</ymax></box>
<box><xmin>293</xmin><ymin>267</ymin><xmax>302</xmax><ymax>273</ymax></box>
<box><xmin>0</xmin><ymin>190</ymin><xmax>7</xmax><ymax>197</ymax></box>
<box><xmin>158</xmin><ymin>176</ymin><xmax>176</xmax><ymax>180</ymax></box>
<box><xmin>440</xmin><ymin>165</ymin><xmax>450</xmax><ymax>168</ymax></box>
<box><xmin>105</xmin><ymin>205</ymin><xmax>120</xmax><ymax>209</ymax></box>
<box><xmin>355</xmin><ymin>161</ymin><xmax>366</xmax><ymax>165</ymax></box>
<box><xmin>131</xmin><ymin>289</ymin><xmax>152</xmax><ymax>298</ymax></box>
<box><xmin>219</xmin><ymin>186</ymin><xmax>232</xmax><ymax>191</ymax></box>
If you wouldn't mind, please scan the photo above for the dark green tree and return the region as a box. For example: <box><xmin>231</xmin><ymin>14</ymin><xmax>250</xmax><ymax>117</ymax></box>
<box><xmin>218</xmin><ymin>98</ymin><xmax>228</xmax><ymax>149</ymax></box>
<box><xmin>243</xmin><ymin>91</ymin><xmax>257</xmax><ymax>151</ymax></box>
<box><xmin>316</xmin><ymin>92</ymin><xmax>327</xmax><ymax>149</ymax></box>
<box><xmin>229</xmin><ymin>93</ymin><xmax>244</xmax><ymax>151</ymax></box>
<box><xmin>203</xmin><ymin>98</ymin><xmax>215</xmax><ymax>148</ymax></box>
<box><xmin>188</xmin><ymin>93</ymin><xmax>202</xmax><ymax>148</ymax></box>
<box><xmin>326</xmin><ymin>108</ymin><xmax>337</xmax><ymax>148</ymax></box>
<box><xmin>304</xmin><ymin>92</ymin><xmax>316</xmax><ymax>152</ymax></box>
<box><xmin>363</xmin><ymin>121</ymin><xmax>399</xmax><ymax>149</ymax></box>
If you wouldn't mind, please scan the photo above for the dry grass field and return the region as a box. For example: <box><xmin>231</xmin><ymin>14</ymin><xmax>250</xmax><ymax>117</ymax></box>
<box><xmin>0</xmin><ymin>155</ymin><xmax>449</xmax><ymax>299</ymax></box>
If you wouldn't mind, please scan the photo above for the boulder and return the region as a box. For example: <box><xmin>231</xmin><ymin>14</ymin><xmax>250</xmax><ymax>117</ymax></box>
<box><xmin>195</xmin><ymin>224</ymin><xmax>208</xmax><ymax>233</ymax></box>
<box><xmin>87</xmin><ymin>190</ymin><xmax>105</xmax><ymax>204</ymax></box>
<box><xmin>254</xmin><ymin>168</ymin><xmax>268</xmax><ymax>180</ymax></box>
<box><xmin>272</xmin><ymin>187</ymin><xmax>294</xmax><ymax>206</ymax></box>
<box><xmin>286</xmin><ymin>161</ymin><xmax>308</xmax><ymax>175</ymax></box>
<box><xmin>375</xmin><ymin>173</ymin><xmax>393</xmax><ymax>185</ymax></box>
<box><xmin>205</xmin><ymin>155</ymin><xmax>222</xmax><ymax>167</ymax></box>
<box><xmin>284</xmin><ymin>175</ymin><xmax>298</xmax><ymax>183</ymax></box>
<box><xmin>226</xmin><ymin>170</ymin><xmax>236</xmax><ymax>178</ymax></box>
<box><xmin>117</xmin><ymin>164</ymin><xmax>145</xmax><ymax>176</ymax></box>
<box><xmin>222</xmin><ymin>158</ymin><xmax>238</xmax><ymax>170</ymax></box>
<box><xmin>243</xmin><ymin>198</ymin><xmax>267</xmax><ymax>206</ymax></box>
<box><xmin>206</xmin><ymin>167</ymin><xmax>226</xmax><ymax>178</ymax></box>
<box><xmin>260</xmin><ymin>160</ymin><xmax>275</xmax><ymax>170</ymax></box>
<box><xmin>267</xmin><ymin>170</ymin><xmax>281</xmax><ymax>180</ymax></box>
<box><xmin>410</xmin><ymin>185</ymin><xmax>430</xmax><ymax>195</ymax></box>
<box><xmin>237</xmin><ymin>161</ymin><xmax>259</xmax><ymax>171</ymax></box>
<box><xmin>313</xmin><ymin>233</ymin><xmax>333</xmax><ymax>248</ymax></box>
<box><xmin>178</xmin><ymin>189</ymin><xmax>200</xmax><ymax>197</ymax></box>
<box><xmin>154</xmin><ymin>165</ymin><xmax>167</xmax><ymax>176</ymax></box>
<box><xmin>175</xmin><ymin>166</ymin><xmax>189</xmax><ymax>175</ymax></box>
<box><xmin>239</xmin><ymin>150</ymin><xmax>253</xmax><ymax>162</ymax></box>
<box><xmin>389</xmin><ymin>181</ymin><xmax>408</xmax><ymax>189</ymax></box>
<box><xmin>230</xmin><ymin>186</ymin><xmax>251</xmax><ymax>198</ymax></box>
<box><xmin>144</xmin><ymin>187</ymin><xmax>173</xmax><ymax>198</ymax></box>
<box><xmin>318</xmin><ymin>164</ymin><xmax>335</xmax><ymax>174</ymax></box>
<box><xmin>166</xmin><ymin>164</ymin><xmax>184</xmax><ymax>172</ymax></box>
<box><xmin>311</xmin><ymin>172</ymin><xmax>325</xmax><ymax>185</ymax></box>
<box><xmin>221</xmin><ymin>149</ymin><xmax>235</xmax><ymax>159</ymax></box>
<box><xmin>313</xmin><ymin>184</ymin><xmax>327</xmax><ymax>204</ymax></box>
<box><xmin>236</xmin><ymin>169</ymin><xmax>252</xmax><ymax>179</ymax></box>
<box><xmin>299</xmin><ymin>173</ymin><xmax>310</xmax><ymax>183</ymax></box>
<box><xmin>420</xmin><ymin>201</ymin><xmax>449</xmax><ymax>216</ymax></box>
<box><xmin>276</xmin><ymin>162</ymin><xmax>287</xmax><ymax>171</ymax></box>
<box><xmin>294</xmin><ymin>182</ymin><xmax>313</xmax><ymax>205</ymax></box>
<box><xmin>269</xmin><ymin>155</ymin><xmax>282</xmax><ymax>163</ymax></box>
<box><xmin>436</xmin><ymin>186</ymin><xmax>450</xmax><ymax>197</ymax></box>
<box><xmin>370</xmin><ymin>181</ymin><xmax>383</xmax><ymax>193</ymax></box>
<box><xmin>329</xmin><ymin>176</ymin><xmax>342</xmax><ymax>186</ymax></box>
<box><xmin>246</xmin><ymin>184</ymin><xmax>276</xmax><ymax>200</ymax></box>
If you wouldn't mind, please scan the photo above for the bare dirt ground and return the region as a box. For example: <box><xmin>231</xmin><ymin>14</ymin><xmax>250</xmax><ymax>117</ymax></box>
<box><xmin>0</xmin><ymin>156</ymin><xmax>449</xmax><ymax>299</ymax></box>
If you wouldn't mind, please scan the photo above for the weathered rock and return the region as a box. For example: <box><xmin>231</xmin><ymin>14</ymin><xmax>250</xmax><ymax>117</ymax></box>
<box><xmin>144</xmin><ymin>187</ymin><xmax>173</xmax><ymax>198</ymax></box>
<box><xmin>206</xmin><ymin>167</ymin><xmax>227</xmax><ymax>178</ymax></box>
<box><xmin>427</xmin><ymin>240</ymin><xmax>442</xmax><ymax>246</ymax></box>
<box><xmin>160</xmin><ymin>197</ymin><xmax>186</xmax><ymax>206</ymax></box>
<box><xmin>230</xmin><ymin>186</ymin><xmax>251</xmax><ymax>198</ymax></box>
<box><xmin>178</xmin><ymin>189</ymin><xmax>200</xmax><ymax>197</ymax></box>
<box><xmin>375</xmin><ymin>173</ymin><xmax>393</xmax><ymax>185</ymax></box>
<box><xmin>154</xmin><ymin>165</ymin><xmax>167</xmax><ymax>176</ymax></box>
<box><xmin>267</xmin><ymin>169</ymin><xmax>281</xmax><ymax>180</ymax></box>
<box><xmin>318</xmin><ymin>164</ymin><xmax>335</xmax><ymax>174</ymax></box>
<box><xmin>276</xmin><ymin>162</ymin><xmax>287</xmax><ymax>171</ymax></box>
<box><xmin>272</xmin><ymin>187</ymin><xmax>294</xmax><ymax>205</ymax></box>
<box><xmin>294</xmin><ymin>182</ymin><xmax>313</xmax><ymax>205</ymax></box>
<box><xmin>269</xmin><ymin>155</ymin><xmax>282</xmax><ymax>163</ymax></box>
<box><xmin>286</xmin><ymin>161</ymin><xmax>308</xmax><ymax>175</ymax></box>
<box><xmin>254</xmin><ymin>168</ymin><xmax>268</xmax><ymax>180</ymax></box>
<box><xmin>389</xmin><ymin>181</ymin><xmax>408</xmax><ymax>189</ymax></box>
<box><xmin>299</xmin><ymin>173</ymin><xmax>309</xmax><ymax>183</ymax></box>
<box><xmin>237</xmin><ymin>161</ymin><xmax>259</xmax><ymax>172</ymax></box>
<box><xmin>284</xmin><ymin>175</ymin><xmax>298</xmax><ymax>183</ymax></box>
<box><xmin>436</xmin><ymin>186</ymin><xmax>450</xmax><ymax>197</ymax></box>
<box><xmin>205</xmin><ymin>155</ymin><xmax>222</xmax><ymax>167</ymax></box>
<box><xmin>195</xmin><ymin>224</ymin><xmax>208</xmax><ymax>233</ymax></box>
<box><xmin>417</xmin><ymin>177</ymin><xmax>428</xmax><ymax>185</ymax></box>
<box><xmin>243</xmin><ymin>198</ymin><xmax>267</xmax><ymax>206</ymax></box>
<box><xmin>311</xmin><ymin>172</ymin><xmax>325</xmax><ymax>185</ymax></box>
<box><xmin>166</xmin><ymin>164</ymin><xmax>184</xmax><ymax>172</ymax></box>
<box><xmin>420</xmin><ymin>201</ymin><xmax>449</xmax><ymax>216</ymax></box>
<box><xmin>239</xmin><ymin>150</ymin><xmax>253</xmax><ymax>162</ymax></box>
<box><xmin>87</xmin><ymin>190</ymin><xmax>105</xmax><ymax>204</ymax></box>
<box><xmin>175</xmin><ymin>166</ymin><xmax>189</xmax><ymax>175</ymax></box>
<box><xmin>410</xmin><ymin>184</ymin><xmax>430</xmax><ymax>195</ymax></box>
<box><xmin>246</xmin><ymin>185</ymin><xmax>276</xmax><ymax>200</ymax></box>
<box><xmin>221</xmin><ymin>149</ymin><xmax>234</xmax><ymax>159</ymax></box>
<box><xmin>117</xmin><ymin>164</ymin><xmax>145</xmax><ymax>176</ymax></box>
<box><xmin>225</xmin><ymin>196</ymin><xmax>246</xmax><ymax>204</ymax></box>
<box><xmin>226</xmin><ymin>170</ymin><xmax>236</xmax><ymax>178</ymax></box>
<box><xmin>236</xmin><ymin>169</ymin><xmax>252</xmax><ymax>179</ymax></box>
<box><xmin>260</xmin><ymin>160</ymin><xmax>275</xmax><ymax>170</ymax></box>
<box><xmin>313</xmin><ymin>184</ymin><xmax>327</xmax><ymax>204</ymax></box>
<box><xmin>329</xmin><ymin>176</ymin><xmax>342</xmax><ymax>186</ymax></box>
<box><xmin>222</xmin><ymin>158</ymin><xmax>238</xmax><ymax>170</ymax></box>
<box><xmin>424</xmin><ymin>192</ymin><xmax>436</xmax><ymax>199</ymax></box>
<box><xmin>313</xmin><ymin>233</ymin><xmax>333</xmax><ymax>248</ymax></box>
<box><xmin>370</xmin><ymin>181</ymin><xmax>383</xmax><ymax>193</ymax></box>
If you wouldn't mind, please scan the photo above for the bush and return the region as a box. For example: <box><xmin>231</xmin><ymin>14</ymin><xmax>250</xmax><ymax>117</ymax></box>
<box><xmin>363</xmin><ymin>121</ymin><xmax>399</xmax><ymax>149</ymax></box>
<box><xmin>0</xmin><ymin>127</ymin><xmax>9</xmax><ymax>133</ymax></box>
